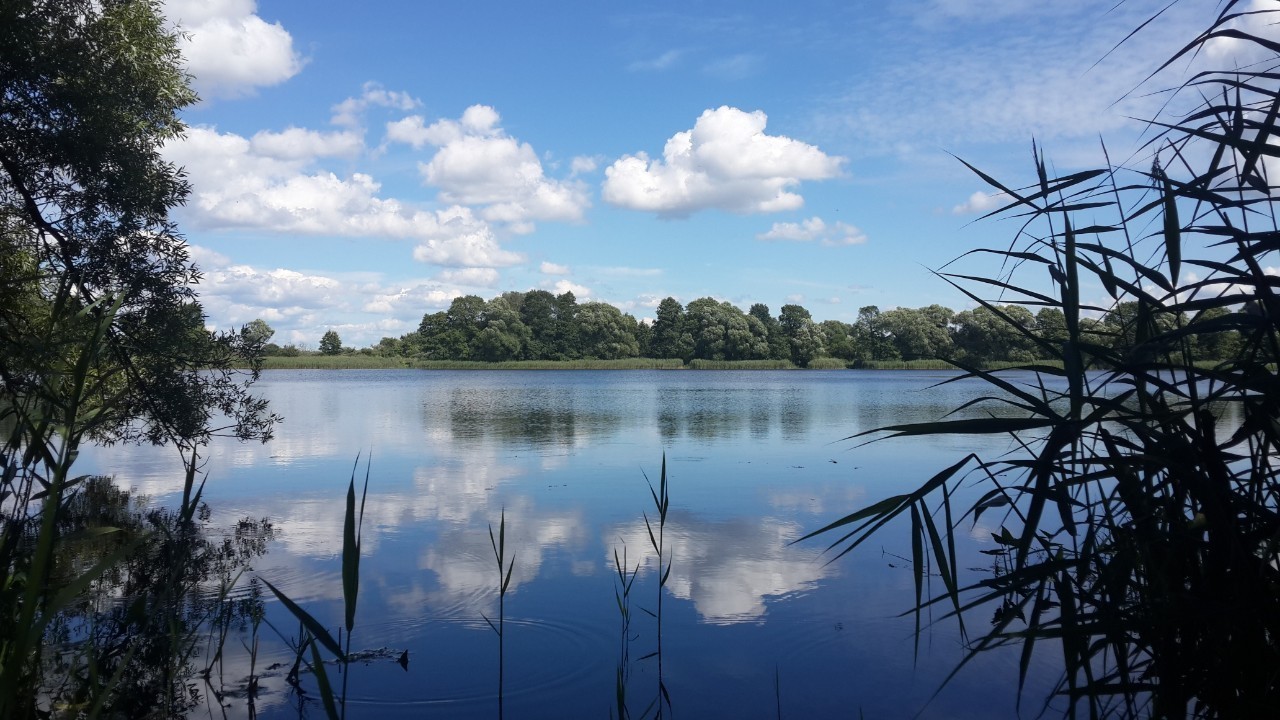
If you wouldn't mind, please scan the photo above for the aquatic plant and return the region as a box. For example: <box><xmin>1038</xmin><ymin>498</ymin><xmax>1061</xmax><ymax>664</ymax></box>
<box><xmin>261</xmin><ymin>456</ymin><xmax>369</xmax><ymax>720</ymax></box>
<box><xmin>804</xmin><ymin>3</ymin><xmax>1280</xmax><ymax>717</ymax></box>
<box><xmin>610</xmin><ymin>543</ymin><xmax>640</xmax><ymax>720</ymax></box>
<box><xmin>483</xmin><ymin>508</ymin><xmax>516</xmax><ymax>720</ymax></box>
<box><xmin>639</xmin><ymin>454</ymin><xmax>672</xmax><ymax>719</ymax></box>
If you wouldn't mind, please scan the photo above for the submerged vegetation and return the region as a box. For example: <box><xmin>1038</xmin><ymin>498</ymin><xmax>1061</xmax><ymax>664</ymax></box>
<box><xmin>805</xmin><ymin>2</ymin><xmax>1280</xmax><ymax>716</ymax></box>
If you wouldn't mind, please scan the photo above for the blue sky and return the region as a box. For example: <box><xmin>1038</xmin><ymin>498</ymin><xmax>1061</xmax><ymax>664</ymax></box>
<box><xmin>158</xmin><ymin>0</ymin><xmax>1248</xmax><ymax>348</ymax></box>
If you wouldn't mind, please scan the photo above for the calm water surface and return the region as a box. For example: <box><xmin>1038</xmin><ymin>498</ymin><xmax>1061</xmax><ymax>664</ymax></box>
<box><xmin>81</xmin><ymin>369</ymin><xmax>1064</xmax><ymax>718</ymax></box>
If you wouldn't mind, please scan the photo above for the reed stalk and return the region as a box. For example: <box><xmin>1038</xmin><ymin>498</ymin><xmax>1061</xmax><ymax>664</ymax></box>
<box><xmin>803</xmin><ymin>5</ymin><xmax>1280</xmax><ymax>716</ymax></box>
<box><xmin>640</xmin><ymin>454</ymin><xmax>672</xmax><ymax>718</ymax></box>
<box><xmin>483</xmin><ymin>508</ymin><xmax>515</xmax><ymax>720</ymax></box>
<box><xmin>261</xmin><ymin>456</ymin><xmax>368</xmax><ymax>720</ymax></box>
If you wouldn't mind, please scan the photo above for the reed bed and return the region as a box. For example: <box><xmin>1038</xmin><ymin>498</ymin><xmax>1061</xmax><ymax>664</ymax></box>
<box><xmin>261</xmin><ymin>355</ymin><xmax>414</xmax><ymax>369</ymax></box>
<box><xmin>803</xmin><ymin>357</ymin><xmax>850</xmax><ymax>370</ymax></box>
<box><xmin>686</xmin><ymin>359</ymin><xmax>797</xmax><ymax>370</ymax></box>
<box><xmin>260</xmin><ymin>356</ymin><xmax>685</xmax><ymax>370</ymax></box>
<box><xmin>852</xmin><ymin>359</ymin><xmax>957</xmax><ymax>370</ymax></box>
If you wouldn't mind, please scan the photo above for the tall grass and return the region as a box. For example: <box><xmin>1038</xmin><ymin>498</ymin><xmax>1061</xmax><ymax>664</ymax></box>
<box><xmin>851</xmin><ymin>359</ymin><xmax>961</xmax><ymax>370</ymax></box>
<box><xmin>262</xmin><ymin>355</ymin><xmax>417</xmax><ymax>369</ymax></box>
<box><xmin>803</xmin><ymin>357</ymin><xmax>849</xmax><ymax>370</ymax></box>
<box><xmin>262</xmin><ymin>356</ymin><xmax>686</xmax><ymax>370</ymax></box>
<box><xmin>686</xmin><ymin>359</ymin><xmax>797</xmax><ymax>370</ymax></box>
<box><xmin>803</xmin><ymin>4</ymin><xmax>1280</xmax><ymax>716</ymax></box>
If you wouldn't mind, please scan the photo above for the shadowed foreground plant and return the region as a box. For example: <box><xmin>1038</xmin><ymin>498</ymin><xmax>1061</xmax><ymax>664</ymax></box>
<box><xmin>262</xmin><ymin>456</ymin><xmax>369</xmax><ymax>720</ymax></box>
<box><xmin>609</xmin><ymin>542</ymin><xmax>640</xmax><ymax>720</ymax></box>
<box><xmin>803</xmin><ymin>4</ymin><xmax>1279</xmax><ymax>718</ymax></box>
<box><xmin>639</xmin><ymin>454</ymin><xmax>672</xmax><ymax>720</ymax></box>
<box><xmin>482</xmin><ymin>508</ymin><xmax>515</xmax><ymax>720</ymax></box>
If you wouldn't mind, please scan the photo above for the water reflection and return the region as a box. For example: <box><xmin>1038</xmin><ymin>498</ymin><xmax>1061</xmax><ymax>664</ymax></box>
<box><xmin>444</xmin><ymin>386</ymin><xmax>624</xmax><ymax>447</ymax></box>
<box><xmin>72</xmin><ymin>369</ymin><xmax>1058</xmax><ymax>718</ymax></box>
<box><xmin>420</xmin><ymin>500</ymin><xmax>589</xmax><ymax>615</ymax></box>
<box><xmin>609</xmin><ymin>512</ymin><xmax>829</xmax><ymax>623</ymax></box>
<box><xmin>39</xmin><ymin>478</ymin><xmax>273</xmax><ymax>718</ymax></box>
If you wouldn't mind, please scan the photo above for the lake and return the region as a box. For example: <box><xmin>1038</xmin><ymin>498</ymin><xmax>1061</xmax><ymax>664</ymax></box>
<box><xmin>79</xmin><ymin>369</ymin><xmax>1064</xmax><ymax>718</ymax></box>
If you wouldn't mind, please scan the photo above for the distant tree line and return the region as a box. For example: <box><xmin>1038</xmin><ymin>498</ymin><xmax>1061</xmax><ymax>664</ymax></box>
<box><xmin>260</xmin><ymin>291</ymin><xmax>1244</xmax><ymax>366</ymax></box>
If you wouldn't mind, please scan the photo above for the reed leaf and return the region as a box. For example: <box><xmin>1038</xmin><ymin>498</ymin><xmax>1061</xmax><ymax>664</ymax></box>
<box><xmin>260</xmin><ymin>578</ymin><xmax>344</xmax><ymax>661</ymax></box>
<box><xmin>309</xmin><ymin>637</ymin><xmax>342</xmax><ymax>720</ymax></box>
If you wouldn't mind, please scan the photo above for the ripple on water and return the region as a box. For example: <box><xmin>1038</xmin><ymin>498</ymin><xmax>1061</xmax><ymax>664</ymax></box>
<box><xmin>341</xmin><ymin>613</ymin><xmax>615</xmax><ymax>714</ymax></box>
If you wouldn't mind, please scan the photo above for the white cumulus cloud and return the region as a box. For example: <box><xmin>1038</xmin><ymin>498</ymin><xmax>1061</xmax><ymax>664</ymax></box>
<box><xmin>331</xmin><ymin>83</ymin><xmax>421</xmax><ymax>127</ymax></box>
<box><xmin>388</xmin><ymin>105</ymin><xmax>590</xmax><ymax>231</ymax></box>
<box><xmin>549</xmin><ymin>279</ymin><xmax>591</xmax><ymax>298</ymax></box>
<box><xmin>361</xmin><ymin>284</ymin><xmax>461</xmax><ymax>315</ymax></box>
<box><xmin>165</xmin><ymin>126</ymin><xmax>523</xmax><ymax>268</ymax></box>
<box><xmin>437</xmin><ymin>268</ymin><xmax>501</xmax><ymax>287</ymax></box>
<box><xmin>164</xmin><ymin>0</ymin><xmax>304</xmax><ymax>100</ymax></box>
<box><xmin>952</xmin><ymin>190</ymin><xmax>1012</xmax><ymax>214</ymax></box>
<box><xmin>602</xmin><ymin>106</ymin><xmax>844</xmax><ymax>217</ymax></box>
<box><xmin>540</xmin><ymin>262</ymin><xmax>571</xmax><ymax>275</ymax></box>
<box><xmin>250</xmin><ymin>127</ymin><xmax>363</xmax><ymax>160</ymax></box>
<box><xmin>757</xmin><ymin>217</ymin><xmax>867</xmax><ymax>246</ymax></box>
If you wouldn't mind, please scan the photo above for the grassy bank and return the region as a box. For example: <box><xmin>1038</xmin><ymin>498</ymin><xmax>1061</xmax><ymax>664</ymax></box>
<box><xmin>686</xmin><ymin>358</ymin><xmax>798</xmax><ymax>370</ymax></box>
<box><xmin>260</xmin><ymin>356</ymin><xmax>686</xmax><ymax>370</ymax></box>
<box><xmin>263</xmin><ymin>356</ymin><xmax>1235</xmax><ymax>372</ymax></box>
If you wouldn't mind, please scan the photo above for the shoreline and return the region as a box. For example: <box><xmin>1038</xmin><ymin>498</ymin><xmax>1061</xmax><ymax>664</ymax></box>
<box><xmin>248</xmin><ymin>357</ymin><xmax>1066</xmax><ymax>371</ymax></box>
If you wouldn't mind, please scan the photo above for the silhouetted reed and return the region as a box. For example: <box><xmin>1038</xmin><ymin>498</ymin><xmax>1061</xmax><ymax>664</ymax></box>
<box><xmin>803</xmin><ymin>4</ymin><xmax>1280</xmax><ymax>716</ymax></box>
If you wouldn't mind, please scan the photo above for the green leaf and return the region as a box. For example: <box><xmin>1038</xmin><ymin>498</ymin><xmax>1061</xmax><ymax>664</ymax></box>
<box><xmin>262</xmin><ymin>578</ymin><xmax>344</xmax><ymax>661</ymax></box>
<box><xmin>342</xmin><ymin>470</ymin><xmax>359</xmax><ymax>634</ymax></box>
<box><xmin>309</xmin><ymin>637</ymin><xmax>342</xmax><ymax>720</ymax></box>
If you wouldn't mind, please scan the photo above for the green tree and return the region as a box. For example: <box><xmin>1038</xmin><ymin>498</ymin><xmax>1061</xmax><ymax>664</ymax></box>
<box><xmin>686</xmin><ymin>298</ymin><xmax>725</xmax><ymax>359</ymax></box>
<box><xmin>779</xmin><ymin>304</ymin><xmax>824</xmax><ymax>367</ymax></box>
<box><xmin>0</xmin><ymin>0</ymin><xmax>275</xmax><ymax>450</ymax></box>
<box><xmin>1100</xmin><ymin>300</ymin><xmax>1180</xmax><ymax>362</ymax></box>
<box><xmin>519</xmin><ymin>289</ymin><xmax>559</xmax><ymax>359</ymax></box>
<box><xmin>319</xmin><ymin>330</ymin><xmax>342</xmax><ymax>355</ymax></box>
<box><xmin>373</xmin><ymin>336</ymin><xmax>403</xmax><ymax>357</ymax></box>
<box><xmin>0</xmin><ymin>1</ymin><xmax>276</xmax><ymax>713</ymax></box>
<box><xmin>748</xmin><ymin>303</ymin><xmax>789</xmax><ymax>360</ymax></box>
<box><xmin>849</xmin><ymin>305</ymin><xmax>898</xmax><ymax>362</ymax></box>
<box><xmin>951</xmin><ymin>304</ymin><xmax>1038</xmax><ymax>364</ymax></box>
<box><xmin>553</xmin><ymin>291</ymin><xmax>582</xmax><ymax>359</ymax></box>
<box><xmin>240</xmin><ymin>318</ymin><xmax>275</xmax><ymax>348</ymax></box>
<box><xmin>635</xmin><ymin>318</ymin><xmax>654</xmax><ymax>356</ymax></box>
<box><xmin>1034</xmin><ymin>307</ymin><xmax>1068</xmax><ymax>354</ymax></box>
<box><xmin>880</xmin><ymin>305</ymin><xmax>954</xmax><ymax>360</ymax></box>
<box><xmin>649</xmin><ymin>297</ymin><xmax>693</xmax><ymax>360</ymax></box>
<box><xmin>1188</xmin><ymin>306</ymin><xmax>1242</xmax><ymax>361</ymax></box>
<box><xmin>819</xmin><ymin>320</ymin><xmax>856</xmax><ymax>361</ymax></box>
<box><xmin>577</xmin><ymin>302</ymin><xmax>640</xmax><ymax>359</ymax></box>
<box><xmin>473</xmin><ymin>296</ymin><xmax>529</xmax><ymax>361</ymax></box>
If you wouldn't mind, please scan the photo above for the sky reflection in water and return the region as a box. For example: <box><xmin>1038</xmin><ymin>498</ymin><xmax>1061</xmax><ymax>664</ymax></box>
<box><xmin>79</xmin><ymin>369</ymin><xmax>1063</xmax><ymax>719</ymax></box>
